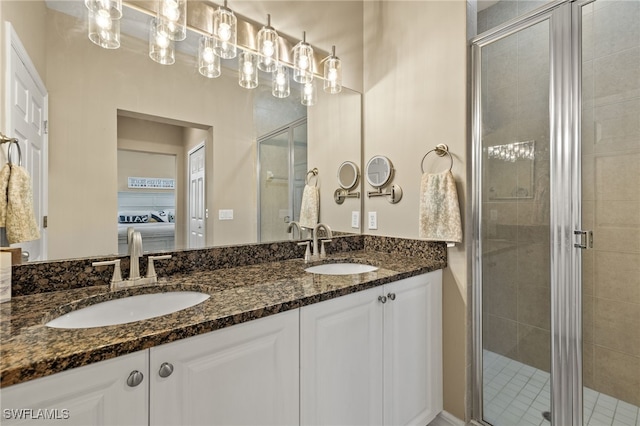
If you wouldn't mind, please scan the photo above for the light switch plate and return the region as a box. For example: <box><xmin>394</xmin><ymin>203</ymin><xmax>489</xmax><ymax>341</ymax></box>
<box><xmin>368</xmin><ymin>211</ymin><xmax>377</xmax><ymax>230</ymax></box>
<box><xmin>351</xmin><ymin>211</ymin><xmax>360</xmax><ymax>229</ymax></box>
<box><xmin>218</xmin><ymin>209</ymin><xmax>234</xmax><ymax>220</ymax></box>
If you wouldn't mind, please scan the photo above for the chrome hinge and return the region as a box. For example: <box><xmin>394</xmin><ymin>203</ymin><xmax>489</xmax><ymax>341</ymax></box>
<box><xmin>43</xmin><ymin>215</ymin><xmax>48</xmax><ymax>228</ymax></box>
<box><xmin>43</xmin><ymin>120</ymin><xmax>48</xmax><ymax>134</ymax></box>
<box><xmin>574</xmin><ymin>230</ymin><xmax>593</xmax><ymax>249</ymax></box>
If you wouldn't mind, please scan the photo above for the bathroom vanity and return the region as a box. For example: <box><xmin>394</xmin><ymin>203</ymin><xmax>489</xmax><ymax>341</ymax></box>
<box><xmin>0</xmin><ymin>236</ymin><xmax>445</xmax><ymax>425</ymax></box>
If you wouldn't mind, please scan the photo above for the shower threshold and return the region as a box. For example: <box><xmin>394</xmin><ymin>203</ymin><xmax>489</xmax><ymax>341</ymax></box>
<box><xmin>482</xmin><ymin>350</ymin><xmax>639</xmax><ymax>426</ymax></box>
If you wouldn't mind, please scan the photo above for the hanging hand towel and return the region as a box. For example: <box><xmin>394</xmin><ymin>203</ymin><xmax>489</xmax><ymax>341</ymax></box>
<box><xmin>0</xmin><ymin>164</ymin><xmax>10</xmax><ymax>227</ymax></box>
<box><xmin>419</xmin><ymin>170</ymin><xmax>462</xmax><ymax>243</ymax></box>
<box><xmin>299</xmin><ymin>184</ymin><xmax>319</xmax><ymax>229</ymax></box>
<box><xmin>5</xmin><ymin>164</ymin><xmax>40</xmax><ymax>244</ymax></box>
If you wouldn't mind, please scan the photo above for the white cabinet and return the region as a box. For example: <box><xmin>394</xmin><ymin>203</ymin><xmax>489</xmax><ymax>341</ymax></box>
<box><xmin>150</xmin><ymin>309</ymin><xmax>299</xmax><ymax>426</ymax></box>
<box><xmin>300</xmin><ymin>270</ymin><xmax>443</xmax><ymax>426</ymax></box>
<box><xmin>0</xmin><ymin>350</ymin><xmax>149</xmax><ymax>426</ymax></box>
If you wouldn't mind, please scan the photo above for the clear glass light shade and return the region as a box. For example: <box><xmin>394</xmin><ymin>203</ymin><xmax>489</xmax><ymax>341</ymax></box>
<box><xmin>85</xmin><ymin>0</ymin><xmax>122</xmax><ymax>19</ymax></box>
<box><xmin>198</xmin><ymin>36</ymin><xmax>221</xmax><ymax>78</ymax></box>
<box><xmin>149</xmin><ymin>18</ymin><xmax>175</xmax><ymax>65</ymax></box>
<box><xmin>257</xmin><ymin>16</ymin><xmax>278</xmax><ymax>72</ymax></box>
<box><xmin>157</xmin><ymin>0</ymin><xmax>187</xmax><ymax>41</ymax></box>
<box><xmin>238</xmin><ymin>51</ymin><xmax>258</xmax><ymax>89</ymax></box>
<box><xmin>272</xmin><ymin>64</ymin><xmax>290</xmax><ymax>98</ymax></box>
<box><xmin>323</xmin><ymin>48</ymin><xmax>342</xmax><ymax>94</ymax></box>
<box><xmin>293</xmin><ymin>40</ymin><xmax>314</xmax><ymax>83</ymax></box>
<box><xmin>88</xmin><ymin>9</ymin><xmax>120</xmax><ymax>49</ymax></box>
<box><xmin>213</xmin><ymin>5</ymin><xmax>237</xmax><ymax>59</ymax></box>
<box><xmin>301</xmin><ymin>80</ymin><xmax>317</xmax><ymax>106</ymax></box>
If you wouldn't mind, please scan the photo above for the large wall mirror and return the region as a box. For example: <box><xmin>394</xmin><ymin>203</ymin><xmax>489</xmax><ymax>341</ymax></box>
<box><xmin>1</xmin><ymin>0</ymin><xmax>362</xmax><ymax>262</ymax></box>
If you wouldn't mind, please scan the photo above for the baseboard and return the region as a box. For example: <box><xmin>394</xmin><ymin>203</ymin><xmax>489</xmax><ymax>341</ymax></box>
<box><xmin>428</xmin><ymin>410</ymin><xmax>466</xmax><ymax>426</ymax></box>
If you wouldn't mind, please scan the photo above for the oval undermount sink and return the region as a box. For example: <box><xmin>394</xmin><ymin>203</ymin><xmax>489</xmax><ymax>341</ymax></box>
<box><xmin>46</xmin><ymin>291</ymin><xmax>210</xmax><ymax>329</ymax></box>
<box><xmin>304</xmin><ymin>263</ymin><xmax>378</xmax><ymax>275</ymax></box>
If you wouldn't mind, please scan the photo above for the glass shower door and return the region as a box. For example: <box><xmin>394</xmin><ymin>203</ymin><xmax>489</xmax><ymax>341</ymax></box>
<box><xmin>477</xmin><ymin>15</ymin><xmax>553</xmax><ymax>426</ymax></box>
<box><xmin>580</xmin><ymin>1</ymin><xmax>640</xmax><ymax>424</ymax></box>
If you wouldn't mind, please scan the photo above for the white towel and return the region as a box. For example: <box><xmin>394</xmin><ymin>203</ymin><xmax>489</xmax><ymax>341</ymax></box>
<box><xmin>299</xmin><ymin>184</ymin><xmax>319</xmax><ymax>229</ymax></box>
<box><xmin>0</xmin><ymin>164</ymin><xmax>40</xmax><ymax>244</ymax></box>
<box><xmin>419</xmin><ymin>170</ymin><xmax>462</xmax><ymax>243</ymax></box>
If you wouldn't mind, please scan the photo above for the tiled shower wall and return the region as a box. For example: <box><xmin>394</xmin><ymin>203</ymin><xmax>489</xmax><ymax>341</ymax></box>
<box><xmin>479</xmin><ymin>0</ymin><xmax>640</xmax><ymax>407</ymax></box>
<box><xmin>580</xmin><ymin>0</ymin><xmax>640</xmax><ymax>407</ymax></box>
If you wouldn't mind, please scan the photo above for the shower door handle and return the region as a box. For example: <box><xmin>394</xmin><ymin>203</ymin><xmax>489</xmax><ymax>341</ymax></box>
<box><xmin>574</xmin><ymin>230</ymin><xmax>593</xmax><ymax>249</ymax></box>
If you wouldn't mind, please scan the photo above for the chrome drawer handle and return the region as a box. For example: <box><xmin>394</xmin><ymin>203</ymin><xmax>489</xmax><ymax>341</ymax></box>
<box><xmin>159</xmin><ymin>362</ymin><xmax>174</xmax><ymax>378</ymax></box>
<box><xmin>127</xmin><ymin>370</ymin><xmax>144</xmax><ymax>387</ymax></box>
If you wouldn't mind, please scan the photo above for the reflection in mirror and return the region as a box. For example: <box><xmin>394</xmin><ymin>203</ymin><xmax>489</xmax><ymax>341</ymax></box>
<box><xmin>0</xmin><ymin>0</ymin><xmax>362</xmax><ymax>261</ymax></box>
<box><xmin>486</xmin><ymin>141</ymin><xmax>535</xmax><ymax>200</ymax></box>
<box><xmin>337</xmin><ymin>161</ymin><xmax>359</xmax><ymax>191</ymax></box>
<box><xmin>366</xmin><ymin>155</ymin><xmax>393</xmax><ymax>188</ymax></box>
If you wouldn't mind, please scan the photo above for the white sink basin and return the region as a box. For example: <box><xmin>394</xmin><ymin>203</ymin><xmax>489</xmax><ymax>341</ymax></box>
<box><xmin>304</xmin><ymin>263</ymin><xmax>378</xmax><ymax>275</ymax></box>
<box><xmin>46</xmin><ymin>291</ymin><xmax>210</xmax><ymax>329</ymax></box>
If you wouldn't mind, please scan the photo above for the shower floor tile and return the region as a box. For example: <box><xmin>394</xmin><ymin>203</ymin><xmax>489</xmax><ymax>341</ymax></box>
<box><xmin>482</xmin><ymin>350</ymin><xmax>640</xmax><ymax>426</ymax></box>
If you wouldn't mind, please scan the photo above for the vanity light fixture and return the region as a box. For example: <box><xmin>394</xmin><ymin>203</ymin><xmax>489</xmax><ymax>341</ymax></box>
<box><xmin>323</xmin><ymin>46</ymin><xmax>342</xmax><ymax>94</ymax></box>
<box><xmin>88</xmin><ymin>9</ymin><xmax>121</xmax><ymax>49</ymax></box>
<box><xmin>301</xmin><ymin>80</ymin><xmax>317</xmax><ymax>106</ymax></box>
<box><xmin>213</xmin><ymin>0</ymin><xmax>237</xmax><ymax>59</ymax></box>
<box><xmin>257</xmin><ymin>14</ymin><xmax>279</xmax><ymax>72</ymax></box>
<box><xmin>198</xmin><ymin>35</ymin><xmax>221</xmax><ymax>78</ymax></box>
<box><xmin>293</xmin><ymin>31</ymin><xmax>314</xmax><ymax>83</ymax></box>
<box><xmin>272</xmin><ymin>63</ymin><xmax>290</xmax><ymax>98</ymax></box>
<box><xmin>85</xmin><ymin>0</ymin><xmax>122</xmax><ymax>19</ymax></box>
<box><xmin>149</xmin><ymin>18</ymin><xmax>175</xmax><ymax>65</ymax></box>
<box><xmin>157</xmin><ymin>0</ymin><xmax>187</xmax><ymax>41</ymax></box>
<box><xmin>238</xmin><ymin>50</ymin><xmax>258</xmax><ymax>89</ymax></box>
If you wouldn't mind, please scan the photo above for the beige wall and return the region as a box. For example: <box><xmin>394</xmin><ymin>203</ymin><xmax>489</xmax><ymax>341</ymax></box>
<box><xmin>363</xmin><ymin>0</ymin><xmax>468</xmax><ymax>420</ymax></box>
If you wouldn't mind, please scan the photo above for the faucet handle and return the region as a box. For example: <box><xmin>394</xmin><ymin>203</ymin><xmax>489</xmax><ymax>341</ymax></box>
<box><xmin>92</xmin><ymin>259</ymin><xmax>123</xmax><ymax>287</ymax></box>
<box><xmin>320</xmin><ymin>239</ymin><xmax>332</xmax><ymax>259</ymax></box>
<box><xmin>297</xmin><ymin>241</ymin><xmax>311</xmax><ymax>263</ymax></box>
<box><xmin>147</xmin><ymin>255</ymin><xmax>172</xmax><ymax>279</ymax></box>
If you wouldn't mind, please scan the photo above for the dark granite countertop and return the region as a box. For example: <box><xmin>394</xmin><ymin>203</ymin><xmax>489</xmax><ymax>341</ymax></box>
<box><xmin>0</xmin><ymin>249</ymin><xmax>446</xmax><ymax>388</ymax></box>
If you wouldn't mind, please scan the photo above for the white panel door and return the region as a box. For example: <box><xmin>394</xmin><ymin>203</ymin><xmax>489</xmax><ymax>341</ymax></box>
<box><xmin>300</xmin><ymin>286</ymin><xmax>384</xmax><ymax>426</ymax></box>
<box><xmin>6</xmin><ymin>41</ymin><xmax>48</xmax><ymax>261</ymax></box>
<box><xmin>150</xmin><ymin>309</ymin><xmax>299</xmax><ymax>426</ymax></box>
<box><xmin>0</xmin><ymin>351</ymin><xmax>148</xmax><ymax>426</ymax></box>
<box><xmin>383</xmin><ymin>271</ymin><xmax>443</xmax><ymax>426</ymax></box>
<box><xmin>188</xmin><ymin>144</ymin><xmax>205</xmax><ymax>248</ymax></box>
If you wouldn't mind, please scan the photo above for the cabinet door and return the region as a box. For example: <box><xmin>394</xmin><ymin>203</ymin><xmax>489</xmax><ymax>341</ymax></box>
<box><xmin>0</xmin><ymin>350</ymin><xmax>148</xmax><ymax>426</ymax></box>
<box><xmin>150</xmin><ymin>309</ymin><xmax>299</xmax><ymax>426</ymax></box>
<box><xmin>300</xmin><ymin>286</ymin><xmax>384</xmax><ymax>426</ymax></box>
<box><xmin>383</xmin><ymin>270</ymin><xmax>443</xmax><ymax>426</ymax></box>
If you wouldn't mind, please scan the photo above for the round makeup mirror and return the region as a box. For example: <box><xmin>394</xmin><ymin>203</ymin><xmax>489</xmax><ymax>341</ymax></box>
<box><xmin>366</xmin><ymin>155</ymin><xmax>393</xmax><ymax>188</ymax></box>
<box><xmin>337</xmin><ymin>161</ymin><xmax>359</xmax><ymax>191</ymax></box>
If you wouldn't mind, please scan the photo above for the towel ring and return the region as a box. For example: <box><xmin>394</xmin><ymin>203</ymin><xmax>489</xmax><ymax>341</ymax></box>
<box><xmin>420</xmin><ymin>143</ymin><xmax>452</xmax><ymax>173</ymax></box>
<box><xmin>8</xmin><ymin>141</ymin><xmax>22</xmax><ymax>167</ymax></box>
<box><xmin>305</xmin><ymin>168</ymin><xmax>319</xmax><ymax>186</ymax></box>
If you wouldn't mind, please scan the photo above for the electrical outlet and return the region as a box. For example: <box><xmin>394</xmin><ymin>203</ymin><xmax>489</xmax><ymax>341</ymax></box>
<box><xmin>218</xmin><ymin>209</ymin><xmax>234</xmax><ymax>220</ymax></box>
<box><xmin>368</xmin><ymin>211</ymin><xmax>377</xmax><ymax>230</ymax></box>
<box><xmin>351</xmin><ymin>211</ymin><xmax>360</xmax><ymax>228</ymax></box>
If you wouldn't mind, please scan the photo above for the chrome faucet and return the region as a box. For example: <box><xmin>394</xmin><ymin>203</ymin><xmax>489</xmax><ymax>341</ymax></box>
<box><xmin>312</xmin><ymin>223</ymin><xmax>332</xmax><ymax>260</ymax></box>
<box><xmin>287</xmin><ymin>221</ymin><xmax>303</xmax><ymax>240</ymax></box>
<box><xmin>92</xmin><ymin>231</ymin><xmax>172</xmax><ymax>291</ymax></box>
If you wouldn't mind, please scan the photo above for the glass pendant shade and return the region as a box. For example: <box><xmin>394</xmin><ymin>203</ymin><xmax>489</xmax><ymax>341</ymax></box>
<box><xmin>213</xmin><ymin>1</ymin><xmax>237</xmax><ymax>59</ymax></box>
<box><xmin>88</xmin><ymin>9</ymin><xmax>120</xmax><ymax>49</ymax></box>
<box><xmin>238</xmin><ymin>51</ymin><xmax>258</xmax><ymax>89</ymax></box>
<box><xmin>149</xmin><ymin>18</ymin><xmax>175</xmax><ymax>65</ymax></box>
<box><xmin>157</xmin><ymin>0</ymin><xmax>187</xmax><ymax>41</ymax></box>
<box><xmin>198</xmin><ymin>35</ymin><xmax>221</xmax><ymax>78</ymax></box>
<box><xmin>301</xmin><ymin>80</ymin><xmax>317</xmax><ymax>106</ymax></box>
<box><xmin>272</xmin><ymin>64</ymin><xmax>290</xmax><ymax>98</ymax></box>
<box><xmin>257</xmin><ymin>14</ymin><xmax>279</xmax><ymax>72</ymax></box>
<box><xmin>85</xmin><ymin>0</ymin><xmax>122</xmax><ymax>19</ymax></box>
<box><xmin>323</xmin><ymin>46</ymin><xmax>342</xmax><ymax>94</ymax></box>
<box><xmin>293</xmin><ymin>32</ymin><xmax>314</xmax><ymax>83</ymax></box>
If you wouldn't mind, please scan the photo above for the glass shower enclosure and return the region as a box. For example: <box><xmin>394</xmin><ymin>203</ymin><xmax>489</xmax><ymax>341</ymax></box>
<box><xmin>471</xmin><ymin>1</ymin><xmax>639</xmax><ymax>425</ymax></box>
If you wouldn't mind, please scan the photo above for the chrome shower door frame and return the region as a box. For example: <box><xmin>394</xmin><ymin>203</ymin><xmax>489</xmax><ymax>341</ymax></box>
<box><xmin>471</xmin><ymin>1</ymin><xmax>584</xmax><ymax>425</ymax></box>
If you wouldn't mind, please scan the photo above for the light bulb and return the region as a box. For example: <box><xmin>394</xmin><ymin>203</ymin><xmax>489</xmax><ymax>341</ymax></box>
<box><xmin>218</xmin><ymin>23</ymin><xmax>231</xmax><ymax>41</ymax></box>
<box><xmin>163</xmin><ymin>0</ymin><xmax>180</xmax><ymax>21</ymax></box>
<box><xmin>328</xmin><ymin>68</ymin><xmax>337</xmax><ymax>82</ymax></box>
<box><xmin>262</xmin><ymin>40</ymin><xmax>274</xmax><ymax>57</ymax></box>
<box><xmin>276</xmin><ymin>71</ymin><xmax>286</xmax><ymax>85</ymax></box>
<box><xmin>243</xmin><ymin>60</ymin><xmax>254</xmax><ymax>75</ymax></box>
<box><xmin>156</xmin><ymin>32</ymin><xmax>170</xmax><ymax>49</ymax></box>
<box><xmin>202</xmin><ymin>47</ymin><xmax>215</xmax><ymax>63</ymax></box>
<box><xmin>96</xmin><ymin>10</ymin><xmax>112</xmax><ymax>30</ymax></box>
<box><xmin>304</xmin><ymin>83</ymin><xmax>313</xmax><ymax>96</ymax></box>
<box><xmin>298</xmin><ymin>55</ymin><xmax>309</xmax><ymax>70</ymax></box>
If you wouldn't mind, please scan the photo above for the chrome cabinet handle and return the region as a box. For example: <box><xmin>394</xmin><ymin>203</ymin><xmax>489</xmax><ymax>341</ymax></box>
<box><xmin>159</xmin><ymin>362</ymin><xmax>174</xmax><ymax>378</ymax></box>
<box><xmin>127</xmin><ymin>370</ymin><xmax>144</xmax><ymax>387</ymax></box>
<box><xmin>387</xmin><ymin>293</ymin><xmax>396</xmax><ymax>301</ymax></box>
<box><xmin>378</xmin><ymin>295</ymin><xmax>387</xmax><ymax>304</ymax></box>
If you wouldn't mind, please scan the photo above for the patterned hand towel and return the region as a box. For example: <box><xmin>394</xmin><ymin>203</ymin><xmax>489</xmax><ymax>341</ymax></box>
<box><xmin>0</xmin><ymin>164</ymin><xmax>10</xmax><ymax>227</ymax></box>
<box><xmin>419</xmin><ymin>170</ymin><xmax>462</xmax><ymax>243</ymax></box>
<box><xmin>5</xmin><ymin>164</ymin><xmax>40</xmax><ymax>244</ymax></box>
<box><xmin>299</xmin><ymin>184</ymin><xmax>319</xmax><ymax>229</ymax></box>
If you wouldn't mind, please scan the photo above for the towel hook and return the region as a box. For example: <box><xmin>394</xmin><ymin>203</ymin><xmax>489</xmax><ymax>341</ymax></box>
<box><xmin>420</xmin><ymin>143</ymin><xmax>452</xmax><ymax>173</ymax></box>
<box><xmin>305</xmin><ymin>168</ymin><xmax>319</xmax><ymax>186</ymax></box>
